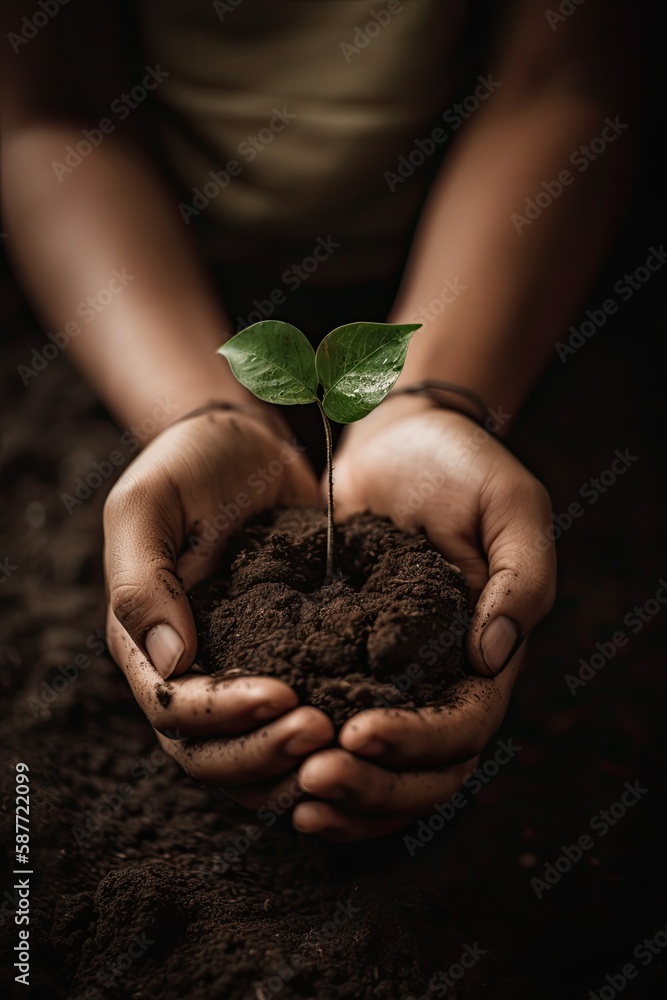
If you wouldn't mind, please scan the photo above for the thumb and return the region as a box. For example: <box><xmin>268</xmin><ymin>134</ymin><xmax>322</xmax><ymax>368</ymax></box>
<box><xmin>103</xmin><ymin>474</ymin><xmax>195</xmax><ymax>680</ymax></box>
<box><xmin>175</xmin><ymin>436</ymin><xmax>320</xmax><ymax>591</ymax></box>
<box><xmin>467</xmin><ymin>475</ymin><xmax>557</xmax><ymax>677</ymax></box>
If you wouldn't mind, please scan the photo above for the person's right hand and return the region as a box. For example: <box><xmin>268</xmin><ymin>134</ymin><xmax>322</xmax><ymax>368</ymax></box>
<box><xmin>104</xmin><ymin>407</ymin><xmax>335</xmax><ymax>806</ymax></box>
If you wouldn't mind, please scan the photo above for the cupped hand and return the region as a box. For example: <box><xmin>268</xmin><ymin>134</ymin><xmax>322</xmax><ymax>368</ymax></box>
<box><xmin>293</xmin><ymin>396</ymin><xmax>556</xmax><ymax>840</ymax></box>
<box><xmin>104</xmin><ymin>407</ymin><xmax>334</xmax><ymax>802</ymax></box>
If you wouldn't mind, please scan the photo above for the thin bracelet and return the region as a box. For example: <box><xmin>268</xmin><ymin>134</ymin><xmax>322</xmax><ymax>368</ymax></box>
<box><xmin>387</xmin><ymin>380</ymin><xmax>491</xmax><ymax>430</ymax></box>
<box><xmin>173</xmin><ymin>385</ymin><xmax>491</xmax><ymax>438</ymax></box>
<box><xmin>171</xmin><ymin>400</ymin><xmax>290</xmax><ymax>441</ymax></box>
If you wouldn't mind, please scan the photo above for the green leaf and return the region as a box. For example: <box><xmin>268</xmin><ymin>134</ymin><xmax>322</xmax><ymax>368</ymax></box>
<box><xmin>315</xmin><ymin>322</ymin><xmax>421</xmax><ymax>423</ymax></box>
<box><xmin>217</xmin><ymin>321</ymin><xmax>318</xmax><ymax>406</ymax></box>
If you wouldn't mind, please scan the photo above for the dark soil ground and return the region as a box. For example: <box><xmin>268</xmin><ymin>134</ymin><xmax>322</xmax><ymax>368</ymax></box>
<box><xmin>191</xmin><ymin>507</ymin><xmax>469</xmax><ymax>728</ymax></box>
<box><xmin>1</xmin><ymin>261</ymin><xmax>665</xmax><ymax>999</ymax></box>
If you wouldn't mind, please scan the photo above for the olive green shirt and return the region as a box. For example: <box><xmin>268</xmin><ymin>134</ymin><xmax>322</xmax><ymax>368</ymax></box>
<box><xmin>139</xmin><ymin>0</ymin><xmax>467</xmax><ymax>283</ymax></box>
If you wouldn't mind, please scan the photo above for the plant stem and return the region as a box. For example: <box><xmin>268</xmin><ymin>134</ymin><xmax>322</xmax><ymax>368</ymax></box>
<box><xmin>316</xmin><ymin>399</ymin><xmax>335</xmax><ymax>581</ymax></box>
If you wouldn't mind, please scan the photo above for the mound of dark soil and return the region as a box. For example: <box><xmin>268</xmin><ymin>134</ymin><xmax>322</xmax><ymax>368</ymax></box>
<box><xmin>2</xmin><ymin>253</ymin><xmax>665</xmax><ymax>999</ymax></box>
<box><xmin>190</xmin><ymin>507</ymin><xmax>470</xmax><ymax>727</ymax></box>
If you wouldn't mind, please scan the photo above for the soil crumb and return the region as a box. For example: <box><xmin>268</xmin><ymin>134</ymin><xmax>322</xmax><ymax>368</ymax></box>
<box><xmin>190</xmin><ymin>507</ymin><xmax>470</xmax><ymax>727</ymax></box>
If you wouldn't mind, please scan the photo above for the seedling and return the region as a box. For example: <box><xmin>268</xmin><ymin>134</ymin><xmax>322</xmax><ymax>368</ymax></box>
<box><xmin>218</xmin><ymin>320</ymin><xmax>421</xmax><ymax>580</ymax></box>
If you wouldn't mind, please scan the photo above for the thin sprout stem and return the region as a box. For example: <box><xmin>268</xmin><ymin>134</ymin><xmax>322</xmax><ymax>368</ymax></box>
<box><xmin>316</xmin><ymin>399</ymin><xmax>335</xmax><ymax>581</ymax></box>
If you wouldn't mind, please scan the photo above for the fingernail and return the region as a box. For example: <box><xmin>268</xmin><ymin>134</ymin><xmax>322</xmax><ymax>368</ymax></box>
<box><xmin>294</xmin><ymin>819</ymin><xmax>339</xmax><ymax>838</ymax></box>
<box><xmin>356</xmin><ymin>738</ymin><xmax>387</xmax><ymax>757</ymax></box>
<box><xmin>481</xmin><ymin>616</ymin><xmax>520</xmax><ymax>675</ymax></box>
<box><xmin>146</xmin><ymin>623</ymin><xmax>185</xmax><ymax>679</ymax></box>
<box><xmin>285</xmin><ymin>734</ymin><xmax>319</xmax><ymax>756</ymax></box>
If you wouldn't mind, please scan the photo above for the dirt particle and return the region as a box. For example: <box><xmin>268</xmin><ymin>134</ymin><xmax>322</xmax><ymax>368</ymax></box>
<box><xmin>155</xmin><ymin>684</ymin><xmax>173</xmax><ymax>708</ymax></box>
<box><xmin>189</xmin><ymin>507</ymin><xmax>470</xmax><ymax>728</ymax></box>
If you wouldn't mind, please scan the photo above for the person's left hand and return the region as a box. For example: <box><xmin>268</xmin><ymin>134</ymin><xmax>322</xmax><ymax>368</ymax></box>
<box><xmin>292</xmin><ymin>395</ymin><xmax>556</xmax><ymax>841</ymax></box>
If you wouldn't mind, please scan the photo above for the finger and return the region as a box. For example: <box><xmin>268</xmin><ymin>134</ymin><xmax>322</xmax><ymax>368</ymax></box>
<box><xmin>103</xmin><ymin>462</ymin><xmax>197</xmax><ymax>679</ymax></box>
<box><xmin>468</xmin><ymin>470</ymin><xmax>556</xmax><ymax>676</ymax></box>
<box><xmin>107</xmin><ymin>609</ymin><xmax>298</xmax><ymax>736</ymax></box>
<box><xmin>155</xmin><ymin>705</ymin><xmax>335</xmax><ymax>786</ymax></box>
<box><xmin>104</xmin><ymin>416</ymin><xmax>318</xmax><ymax>681</ymax></box>
<box><xmin>176</xmin><ymin>433</ymin><xmax>320</xmax><ymax>592</ymax></box>
<box><xmin>224</xmin><ymin>772</ymin><xmax>304</xmax><ymax>812</ymax></box>
<box><xmin>292</xmin><ymin>802</ymin><xmax>410</xmax><ymax>842</ymax></box>
<box><xmin>298</xmin><ymin>749</ymin><xmax>474</xmax><ymax>817</ymax></box>
<box><xmin>338</xmin><ymin>649</ymin><xmax>523</xmax><ymax>767</ymax></box>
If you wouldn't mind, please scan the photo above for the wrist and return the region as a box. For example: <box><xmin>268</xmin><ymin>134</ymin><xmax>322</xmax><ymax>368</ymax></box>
<box><xmin>339</xmin><ymin>390</ymin><xmax>445</xmax><ymax>453</ymax></box>
<box><xmin>169</xmin><ymin>398</ymin><xmax>291</xmax><ymax>444</ymax></box>
<box><xmin>345</xmin><ymin>379</ymin><xmax>488</xmax><ymax>436</ymax></box>
<box><xmin>340</xmin><ymin>380</ymin><xmax>509</xmax><ymax>458</ymax></box>
<box><xmin>390</xmin><ymin>380</ymin><xmax>490</xmax><ymax>425</ymax></box>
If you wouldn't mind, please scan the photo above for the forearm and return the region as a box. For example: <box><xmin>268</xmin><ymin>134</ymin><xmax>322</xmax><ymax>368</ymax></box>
<box><xmin>390</xmin><ymin>0</ymin><xmax>635</xmax><ymax>423</ymax></box>
<box><xmin>3</xmin><ymin>125</ymin><xmax>254</xmax><ymax>436</ymax></box>
<box><xmin>390</xmin><ymin>91</ymin><xmax>633</xmax><ymax>420</ymax></box>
